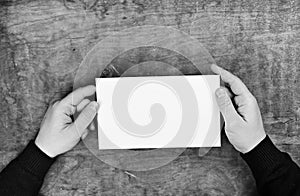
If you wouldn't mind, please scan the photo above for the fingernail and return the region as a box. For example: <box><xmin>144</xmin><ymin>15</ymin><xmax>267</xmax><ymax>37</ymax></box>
<box><xmin>216</xmin><ymin>88</ymin><xmax>225</xmax><ymax>98</ymax></box>
<box><xmin>96</xmin><ymin>102</ymin><xmax>101</xmax><ymax>112</ymax></box>
<box><xmin>90</xmin><ymin>102</ymin><xmax>99</xmax><ymax>111</ymax></box>
<box><xmin>81</xmin><ymin>130</ymin><xmax>89</xmax><ymax>139</ymax></box>
<box><xmin>210</xmin><ymin>64</ymin><xmax>216</xmax><ymax>69</ymax></box>
<box><xmin>211</xmin><ymin>64</ymin><xmax>221</xmax><ymax>75</ymax></box>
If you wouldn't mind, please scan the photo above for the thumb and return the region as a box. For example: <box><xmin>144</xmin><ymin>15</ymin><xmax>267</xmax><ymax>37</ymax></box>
<box><xmin>73</xmin><ymin>101</ymin><xmax>99</xmax><ymax>137</ymax></box>
<box><xmin>215</xmin><ymin>88</ymin><xmax>240</xmax><ymax>124</ymax></box>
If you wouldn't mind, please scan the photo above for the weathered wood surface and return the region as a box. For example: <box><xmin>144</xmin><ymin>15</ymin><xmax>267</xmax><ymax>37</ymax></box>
<box><xmin>0</xmin><ymin>0</ymin><xmax>299</xmax><ymax>195</ymax></box>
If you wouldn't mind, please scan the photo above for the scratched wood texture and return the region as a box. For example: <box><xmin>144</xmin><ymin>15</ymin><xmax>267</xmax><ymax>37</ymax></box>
<box><xmin>0</xmin><ymin>0</ymin><xmax>300</xmax><ymax>195</ymax></box>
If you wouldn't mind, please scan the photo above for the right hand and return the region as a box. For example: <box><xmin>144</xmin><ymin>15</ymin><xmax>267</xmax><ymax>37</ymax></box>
<box><xmin>211</xmin><ymin>64</ymin><xmax>266</xmax><ymax>153</ymax></box>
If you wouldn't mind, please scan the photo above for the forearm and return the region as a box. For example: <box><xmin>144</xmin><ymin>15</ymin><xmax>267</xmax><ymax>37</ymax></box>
<box><xmin>241</xmin><ymin>135</ymin><xmax>300</xmax><ymax>196</ymax></box>
<box><xmin>0</xmin><ymin>140</ymin><xmax>55</xmax><ymax>196</ymax></box>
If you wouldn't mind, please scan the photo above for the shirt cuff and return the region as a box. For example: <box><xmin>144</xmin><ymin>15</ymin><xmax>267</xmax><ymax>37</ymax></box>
<box><xmin>240</xmin><ymin>135</ymin><xmax>285</xmax><ymax>176</ymax></box>
<box><xmin>15</xmin><ymin>140</ymin><xmax>56</xmax><ymax>179</ymax></box>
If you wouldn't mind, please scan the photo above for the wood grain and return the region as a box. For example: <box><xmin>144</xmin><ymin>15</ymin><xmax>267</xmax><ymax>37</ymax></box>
<box><xmin>0</xmin><ymin>0</ymin><xmax>299</xmax><ymax>195</ymax></box>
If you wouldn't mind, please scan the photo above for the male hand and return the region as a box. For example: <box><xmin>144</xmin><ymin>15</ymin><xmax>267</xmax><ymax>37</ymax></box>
<box><xmin>35</xmin><ymin>85</ymin><xmax>99</xmax><ymax>158</ymax></box>
<box><xmin>211</xmin><ymin>65</ymin><xmax>266</xmax><ymax>153</ymax></box>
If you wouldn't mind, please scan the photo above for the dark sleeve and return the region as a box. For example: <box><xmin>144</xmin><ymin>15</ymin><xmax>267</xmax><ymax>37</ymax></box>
<box><xmin>241</xmin><ymin>135</ymin><xmax>300</xmax><ymax>196</ymax></box>
<box><xmin>0</xmin><ymin>140</ymin><xmax>56</xmax><ymax>196</ymax></box>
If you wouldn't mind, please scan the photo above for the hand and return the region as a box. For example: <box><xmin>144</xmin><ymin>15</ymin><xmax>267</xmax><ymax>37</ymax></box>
<box><xmin>35</xmin><ymin>85</ymin><xmax>99</xmax><ymax>158</ymax></box>
<box><xmin>211</xmin><ymin>64</ymin><xmax>266</xmax><ymax>153</ymax></box>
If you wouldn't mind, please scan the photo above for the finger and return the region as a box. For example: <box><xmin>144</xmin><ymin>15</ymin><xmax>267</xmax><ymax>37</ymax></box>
<box><xmin>60</xmin><ymin>85</ymin><xmax>96</xmax><ymax>106</ymax></box>
<box><xmin>77</xmin><ymin>99</ymin><xmax>91</xmax><ymax>112</ymax></box>
<box><xmin>215</xmin><ymin>88</ymin><xmax>243</xmax><ymax>123</ymax></box>
<box><xmin>62</xmin><ymin>99</ymin><xmax>91</xmax><ymax>118</ymax></box>
<box><xmin>234</xmin><ymin>95</ymin><xmax>249</xmax><ymax>107</ymax></box>
<box><xmin>89</xmin><ymin>101</ymin><xmax>100</xmax><ymax>131</ymax></box>
<box><xmin>89</xmin><ymin>121</ymin><xmax>96</xmax><ymax>131</ymax></box>
<box><xmin>71</xmin><ymin>101</ymin><xmax>99</xmax><ymax>138</ymax></box>
<box><xmin>81</xmin><ymin>129</ymin><xmax>89</xmax><ymax>140</ymax></box>
<box><xmin>211</xmin><ymin>64</ymin><xmax>251</xmax><ymax>96</ymax></box>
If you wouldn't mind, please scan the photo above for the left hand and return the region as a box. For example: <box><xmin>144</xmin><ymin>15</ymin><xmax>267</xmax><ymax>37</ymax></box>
<box><xmin>35</xmin><ymin>85</ymin><xmax>99</xmax><ymax>158</ymax></box>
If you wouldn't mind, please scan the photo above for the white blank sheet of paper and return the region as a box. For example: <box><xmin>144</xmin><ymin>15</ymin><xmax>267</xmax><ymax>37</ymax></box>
<box><xmin>96</xmin><ymin>75</ymin><xmax>220</xmax><ymax>150</ymax></box>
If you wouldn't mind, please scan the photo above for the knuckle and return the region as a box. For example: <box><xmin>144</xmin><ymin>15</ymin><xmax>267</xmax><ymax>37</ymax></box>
<box><xmin>231</xmin><ymin>74</ymin><xmax>241</xmax><ymax>84</ymax></box>
<box><xmin>53</xmin><ymin>100</ymin><xmax>61</xmax><ymax>107</ymax></box>
<box><xmin>81</xmin><ymin>107</ymin><xmax>95</xmax><ymax>119</ymax></box>
<box><xmin>219</xmin><ymin>98</ymin><xmax>233</xmax><ymax>112</ymax></box>
<box><xmin>248</xmin><ymin>95</ymin><xmax>257</xmax><ymax>104</ymax></box>
<box><xmin>51</xmin><ymin>101</ymin><xmax>64</xmax><ymax>113</ymax></box>
<box><xmin>219</xmin><ymin>100</ymin><xmax>226</xmax><ymax>108</ymax></box>
<box><xmin>222</xmin><ymin>96</ymin><xmax>232</xmax><ymax>107</ymax></box>
<box><xmin>81</xmin><ymin>113</ymin><xmax>90</xmax><ymax>123</ymax></box>
<box><xmin>234</xmin><ymin>96</ymin><xmax>240</xmax><ymax>103</ymax></box>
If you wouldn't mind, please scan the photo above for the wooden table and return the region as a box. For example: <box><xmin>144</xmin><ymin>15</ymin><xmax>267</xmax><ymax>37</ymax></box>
<box><xmin>1</xmin><ymin>0</ymin><xmax>299</xmax><ymax>195</ymax></box>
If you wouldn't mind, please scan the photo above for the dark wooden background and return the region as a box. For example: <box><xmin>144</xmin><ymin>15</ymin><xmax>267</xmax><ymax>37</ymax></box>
<box><xmin>0</xmin><ymin>0</ymin><xmax>299</xmax><ymax>195</ymax></box>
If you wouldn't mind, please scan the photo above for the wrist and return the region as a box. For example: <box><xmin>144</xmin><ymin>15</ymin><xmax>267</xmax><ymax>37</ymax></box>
<box><xmin>243</xmin><ymin>132</ymin><xmax>267</xmax><ymax>153</ymax></box>
<box><xmin>34</xmin><ymin>139</ymin><xmax>56</xmax><ymax>158</ymax></box>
